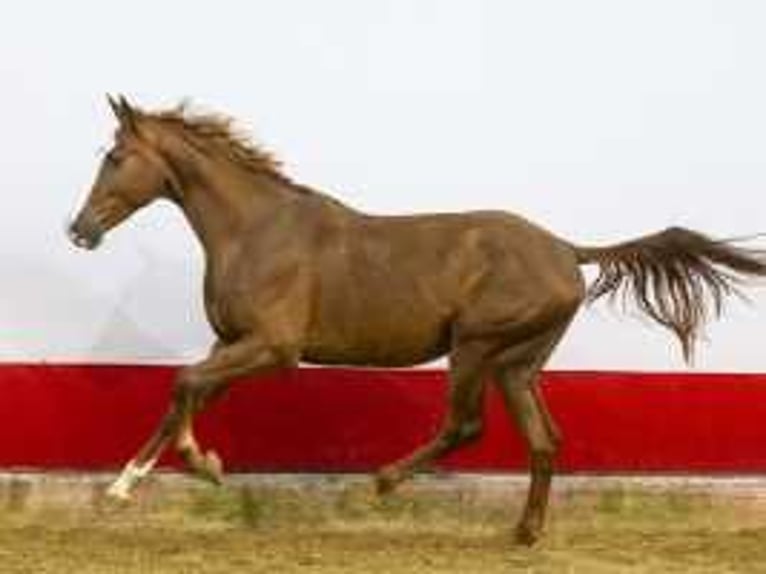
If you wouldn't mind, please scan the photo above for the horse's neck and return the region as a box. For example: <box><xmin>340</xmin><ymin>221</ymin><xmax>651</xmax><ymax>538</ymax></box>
<box><xmin>172</xmin><ymin>151</ymin><xmax>289</xmax><ymax>257</ymax></box>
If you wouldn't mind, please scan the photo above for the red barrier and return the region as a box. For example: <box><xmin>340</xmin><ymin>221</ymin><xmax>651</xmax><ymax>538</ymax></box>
<box><xmin>1</xmin><ymin>365</ymin><xmax>766</xmax><ymax>472</ymax></box>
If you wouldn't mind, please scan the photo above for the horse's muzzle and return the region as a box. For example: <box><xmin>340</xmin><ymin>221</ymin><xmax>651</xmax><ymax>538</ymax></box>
<box><xmin>67</xmin><ymin>213</ymin><xmax>103</xmax><ymax>250</ymax></box>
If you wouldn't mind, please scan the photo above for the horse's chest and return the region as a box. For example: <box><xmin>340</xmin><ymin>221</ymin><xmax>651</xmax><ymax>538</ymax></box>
<box><xmin>203</xmin><ymin>265</ymin><xmax>251</xmax><ymax>340</ymax></box>
<box><xmin>203</xmin><ymin>254</ymin><xmax>310</xmax><ymax>342</ymax></box>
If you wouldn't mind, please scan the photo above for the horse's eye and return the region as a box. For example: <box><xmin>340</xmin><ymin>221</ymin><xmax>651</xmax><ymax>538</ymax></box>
<box><xmin>105</xmin><ymin>150</ymin><xmax>123</xmax><ymax>166</ymax></box>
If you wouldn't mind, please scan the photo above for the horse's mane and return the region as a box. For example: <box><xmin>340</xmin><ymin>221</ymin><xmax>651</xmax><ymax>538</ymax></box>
<box><xmin>143</xmin><ymin>103</ymin><xmax>306</xmax><ymax>190</ymax></box>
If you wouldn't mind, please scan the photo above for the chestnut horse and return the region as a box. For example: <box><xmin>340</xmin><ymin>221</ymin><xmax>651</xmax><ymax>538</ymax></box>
<box><xmin>69</xmin><ymin>96</ymin><xmax>766</xmax><ymax>544</ymax></box>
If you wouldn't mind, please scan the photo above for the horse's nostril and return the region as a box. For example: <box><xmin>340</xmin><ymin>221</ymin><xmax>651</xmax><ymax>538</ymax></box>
<box><xmin>67</xmin><ymin>221</ymin><xmax>100</xmax><ymax>250</ymax></box>
<box><xmin>67</xmin><ymin>209</ymin><xmax>105</xmax><ymax>250</ymax></box>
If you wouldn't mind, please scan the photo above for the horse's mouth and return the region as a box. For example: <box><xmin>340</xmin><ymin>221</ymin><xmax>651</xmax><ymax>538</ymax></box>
<box><xmin>67</xmin><ymin>223</ymin><xmax>102</xmax><ymax>250</ymax></box>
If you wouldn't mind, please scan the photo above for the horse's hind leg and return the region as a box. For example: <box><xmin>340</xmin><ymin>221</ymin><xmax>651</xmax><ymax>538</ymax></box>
<box><xmin>494</xmin><ymin>320</ymin><xmax>573</xmax><ymax>545</ymax></box>
<box><xmin>375</xmin><ymin>340</ymin><xmax>491</xmax><ymax>494</ymax></box>
<box><xmin>497</xmin><ymin>372</ymin><xmax>556</xmax><ymax>545</ymax></box>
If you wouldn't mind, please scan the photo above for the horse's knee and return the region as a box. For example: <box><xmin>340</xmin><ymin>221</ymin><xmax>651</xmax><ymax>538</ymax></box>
<box><xmin>172</xmin><ymin>368</ymin><xmax>210</xmax><ymax>409</ymax></box>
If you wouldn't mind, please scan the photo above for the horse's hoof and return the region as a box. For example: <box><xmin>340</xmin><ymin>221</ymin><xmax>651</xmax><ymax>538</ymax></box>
<box><xmin>202</xmin><ymin>450</ymin><xmax>224</xmax><ymax>486</ymax></box>
<box><xmin>374</xmin><ymin>468</ymin><xmax>399</xmax><ymax>496</ymax></box>
<box><xmin>104</xmin><ymin>484</ymin><xmax>133</xmax><ymax>503</ymax></box>
<box><xmin>513</xmin><ymin>522</ymin><xmax>541</xmax><ymax>546</ymax></box>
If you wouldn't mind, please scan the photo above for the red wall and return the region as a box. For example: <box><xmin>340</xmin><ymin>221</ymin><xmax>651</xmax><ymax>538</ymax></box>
<box><xmin>2</xmin><ymin>365</ymin><xmax>766</xmax><ymax>473</ymax></box>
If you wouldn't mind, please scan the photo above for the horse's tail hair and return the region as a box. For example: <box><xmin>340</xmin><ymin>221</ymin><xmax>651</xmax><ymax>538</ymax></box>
<box><xmin>575</xmin><ymin>226</ymin><xmax>766</xmax><ymax>362</ymax></box>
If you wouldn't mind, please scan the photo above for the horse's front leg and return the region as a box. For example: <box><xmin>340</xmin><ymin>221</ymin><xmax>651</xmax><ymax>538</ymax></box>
<box><xmin>106</xmin><ymin>337</ymin><xmax>293</xmax><ymax>500</ymax></box>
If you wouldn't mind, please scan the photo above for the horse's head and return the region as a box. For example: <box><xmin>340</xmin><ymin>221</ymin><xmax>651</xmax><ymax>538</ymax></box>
<box><xmin>68</xmin><ymin>95</ymin><xmax>176</xmax><ymax>250</ymax></box>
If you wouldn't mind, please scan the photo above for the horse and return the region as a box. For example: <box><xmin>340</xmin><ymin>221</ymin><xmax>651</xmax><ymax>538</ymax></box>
<box><xmin>68</xmin><ymin>95</ymin><xmax>766</xmax><ymax>545</ymax></box>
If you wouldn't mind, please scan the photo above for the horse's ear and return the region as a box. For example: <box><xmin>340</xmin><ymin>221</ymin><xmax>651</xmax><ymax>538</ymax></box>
<box><xmin>106</xmin><ymin>93</ymin><xmax>138</xmax><ymax>133</ymax></box>
<box><xmin>106</xmin><ymin>94</ymin><xmax>121</xmax><ymax>120</ymax></box>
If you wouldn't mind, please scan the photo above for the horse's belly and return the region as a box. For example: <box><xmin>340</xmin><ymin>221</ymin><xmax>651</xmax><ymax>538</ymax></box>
<box><xmin>302</xmin><ymin>341</ymin><xmax>448</xmax><ymax>367</ymax></box>
<box><xmin>303</xmin><ymin>308</ymin><xmax>451</xmax><ymax>367</ymax></box>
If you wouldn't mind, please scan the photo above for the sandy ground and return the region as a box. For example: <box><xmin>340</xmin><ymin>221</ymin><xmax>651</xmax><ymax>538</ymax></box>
<box><xmin>1</xmin><ymin>473</ymin><xmax>766</xmax><ymax>573</ymax></box>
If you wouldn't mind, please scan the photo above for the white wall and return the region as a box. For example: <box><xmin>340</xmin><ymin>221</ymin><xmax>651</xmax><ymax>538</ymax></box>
<box><xmin>0</xmin><ymin>0</ymin><xmax>764</xmax><ymax>370</ymax></box>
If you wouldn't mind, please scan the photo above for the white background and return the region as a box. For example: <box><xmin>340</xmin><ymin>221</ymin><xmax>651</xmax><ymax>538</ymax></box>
<box><xmin>0</xmin><ymin>0</ymin><xmax>764</xmax><ymax>370</ymax></box>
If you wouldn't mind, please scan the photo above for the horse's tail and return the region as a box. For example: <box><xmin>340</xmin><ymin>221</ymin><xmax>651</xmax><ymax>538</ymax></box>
<box><xmin>574</xmin><ymin>226</ymin><xmax>766</xmax><ymax>362</ymax></box>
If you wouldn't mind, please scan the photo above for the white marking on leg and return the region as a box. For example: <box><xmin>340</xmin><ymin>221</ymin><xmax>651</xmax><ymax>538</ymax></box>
<box><xmin>106</xmin><ymin>457</ymin><xmax>158</xmax><ymax>500</ymax></box>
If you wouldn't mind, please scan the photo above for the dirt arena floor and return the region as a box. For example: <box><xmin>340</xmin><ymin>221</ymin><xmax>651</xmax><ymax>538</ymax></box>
<box><xmin>2</xmin><ymin>473</ymin><xmax>766</xmax><ymax>573</ymax></box>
